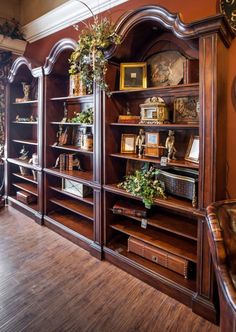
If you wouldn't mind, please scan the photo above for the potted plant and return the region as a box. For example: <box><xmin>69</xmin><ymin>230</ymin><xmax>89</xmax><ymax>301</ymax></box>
<box><xmin>69</xmin><ymin>2</ymin><xmax>120</xmax><ymax>93</ymax></box>
<box><xmin>118</xmin><ymin>167</ymin><xmax>166</xmax><ymax>209</ymax></box>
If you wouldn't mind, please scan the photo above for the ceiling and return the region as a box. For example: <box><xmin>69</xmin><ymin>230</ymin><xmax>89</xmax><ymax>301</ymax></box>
<box><xmin>0</xmin><ymin>0</ymin><xmax>68</xmax><ymax>25</ymax></box>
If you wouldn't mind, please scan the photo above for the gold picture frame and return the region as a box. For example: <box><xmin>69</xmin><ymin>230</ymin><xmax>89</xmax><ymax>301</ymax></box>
<box><xmin>120</xmin><ymin>62</ymin><xmax>147</xmax><ymax>90</ymax></box>
<box><xmin>185</xmin><ymin>136</ymin><xmax>200</xmax><ymax>163</ymax></box>
<box><xmin>121</xmin><ymin>134</ymin><xmax>137</xmax><ymax>154</ymax></box>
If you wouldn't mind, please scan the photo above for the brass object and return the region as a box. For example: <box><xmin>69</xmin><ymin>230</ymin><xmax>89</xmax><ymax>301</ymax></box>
<box><xmin>165</xmin><ymin>130</ymin><xmax>177</xmax><ymax>161</ymax></box>
<box><xmin>135</xmin><ymin>129</ymin><xmax>145</xmax><ymax>157</ymax></box>
<box><xmin>22</xmin><ymin>82</ymin><xmax>30</xmax><ymax>101</ymax></box>
<box><xmin>139</xmin><ymin>97</ymin><xmax>169</xmax><ymax>124</ymax></box>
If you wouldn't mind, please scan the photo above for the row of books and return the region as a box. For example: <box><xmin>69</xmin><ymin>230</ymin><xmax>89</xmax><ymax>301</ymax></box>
<box><xmin>58</xmin><ymin>153</ymin><xmax>74</xmax><ymax>171</ymax></box>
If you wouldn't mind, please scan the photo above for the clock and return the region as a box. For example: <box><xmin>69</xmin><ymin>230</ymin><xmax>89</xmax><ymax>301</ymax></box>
<box><xmin>220</xmin><ymin>0</ymin><xmax>236</xmax><ymax>33</ymax></box>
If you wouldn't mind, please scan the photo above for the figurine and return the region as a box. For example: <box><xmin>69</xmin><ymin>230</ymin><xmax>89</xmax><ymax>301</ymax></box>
<box><xmin>165</xmin><ymin>130</ymin><xmax>177</xmax><ymax>161</ymax></box>
<box><xmin>61</xmin><ymin>102</ymin><xmax>68</xmax><ymax>123</ymax></box>
<box><xmin>19</xmin><ymin>145</ymin><xmax>29</xmax><ymax>161</ymax></box>
<box><xmin>72</xmin><ymin>156</ymin><xmax>84</xmax><ymax>171</ymax></box>
<box><xmin>135</xmin><ymin>128</ymin><xmax>145</xmax><ymax>158</ymax></box>
<box><xmin>22</xmin><ymin>82</ymin><xmax>30</xmax><ymax>101</ymax></box>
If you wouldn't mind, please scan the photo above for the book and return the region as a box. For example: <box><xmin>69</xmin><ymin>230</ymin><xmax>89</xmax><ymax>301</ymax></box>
<box><xmin>112</xmin><ymin>200</ymin><xmax>147</xmax><ymax>218</ymax></box>
<box><xmin>128</xmin><ymin>237</ymin><xmax>192</xmax><ymax>279</ymax></box>
<box><xmin>118</xmin><ymin>115</ymin><xmax>140</xmax><ymax>124</ymax></box>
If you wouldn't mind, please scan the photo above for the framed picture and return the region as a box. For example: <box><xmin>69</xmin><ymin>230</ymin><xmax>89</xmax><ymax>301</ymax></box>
<box><xmin>147</xmin><ymin>51</ymin><xmax>185</xmax><ymax>87</ymax></box>
<box><xmin>144</xmin><ymin>132</ymin><xmax>163</xmax><ymax>157</ymax></box>
<box><xmin>185</xmin><ymin>136</ymin><xmax>200</xmax><ymax>163</ymax></box>
<box><xmin>121</xmin><ymin>134</ymin><xmax>137</xmax><ymax>153</ymax></box>
<box><xmin>120</xmin><ymin>62</ymin><xmax>147</xmax><ymax>90</ymax></box>
<box><xmin>174</xmin><ymin>97</ymin><xmax>199</xmax><ymax>124</ymax></box>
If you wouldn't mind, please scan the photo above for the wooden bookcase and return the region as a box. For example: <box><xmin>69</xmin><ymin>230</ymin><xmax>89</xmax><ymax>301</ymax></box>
<box><xmin>5</xmin><ymin>57</ymin><xmax>43</xmax><ymax>223</ymax></box>
<box><xmin>102</xmin><ymin>6</ymin><xmax>234</xmax><ymax>322</ymax></box>
<box><xmin>43</xmin><ymin>39</ymin><xmax>102</xmax><ymax>258</ymax></box>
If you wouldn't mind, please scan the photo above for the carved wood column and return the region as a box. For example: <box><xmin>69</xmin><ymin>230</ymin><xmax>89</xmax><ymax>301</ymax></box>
<box><xmin>192</xmin><ymin>33</ymin><xmax>228</xmax><ymax>323</ymax></box>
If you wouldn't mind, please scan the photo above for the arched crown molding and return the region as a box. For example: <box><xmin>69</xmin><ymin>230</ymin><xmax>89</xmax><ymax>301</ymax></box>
<box><xmin>8</xmin><ymin>56</ymin><xmax>42</xmax><ymax>82</ymax></box>
<box><xmin>107</xmin><ymin>5</ymin><xmax>234</xmax><ymax>58</ymax></box>
<box><xmin>43</xmin><ymin>38</ymin><xmax>77</xmax><ymax>76</ymax></box>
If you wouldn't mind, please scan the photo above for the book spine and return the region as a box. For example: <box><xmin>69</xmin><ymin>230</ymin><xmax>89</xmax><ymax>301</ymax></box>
<box><xmin>68</xmin><ymin>154</ymin><xmax>73</xmax><ymax>171</ymax></box>
<box><xmin>113</xmin><ymin>207</ymin><xmax>146</xmax><ymax>218</ymax></box>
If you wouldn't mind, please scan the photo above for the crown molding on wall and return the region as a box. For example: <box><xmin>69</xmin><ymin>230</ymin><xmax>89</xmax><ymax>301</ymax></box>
<box><xmin>0</xmin><ymin>35</ymin><xmax>27</xmax><ymax>55</ymax></box>
<box><xmin>22</xmin><ymin>0</ymin><xmax>128</xmax><ymax>43</ymax></box>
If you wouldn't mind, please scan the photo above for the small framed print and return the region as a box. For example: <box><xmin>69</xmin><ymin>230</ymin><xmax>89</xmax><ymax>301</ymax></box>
<box><xmin>185</xmin><ymin>136</ymin><xmax>200</xmax><ymax>163</ymax></box>
<box><xmin>174</xmin><ymin>97</ymin><xmax>199</xmax><ymax>124</ymax></box>
<box><xmin>144</xmin><ymin>132</ymin><xmax>163</xmax><ymax>157</ymax></box>
<box><xmin>120</xmin><ymin>62</ymin><xmax>147</xmax><ymax>90</ymax></box>
<box><xmin>121</xmin><ymin>134</ymin><xmax>137</xmax><ymax>154</ymax></box>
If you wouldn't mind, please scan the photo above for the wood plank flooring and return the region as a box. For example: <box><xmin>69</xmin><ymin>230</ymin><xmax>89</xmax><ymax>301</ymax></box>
<box><xmin>0</xmin><ymin>206</ymin><xmax>219</xmax><ymax>332</ymax></box>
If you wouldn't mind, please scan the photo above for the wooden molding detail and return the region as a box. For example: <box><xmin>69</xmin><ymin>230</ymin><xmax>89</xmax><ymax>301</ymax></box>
<box><xmin>107</xmin><ymin>5</ymin><xmax>234</xmax><ymax>58</ymax></box>
<box><xmin>8</xmin><ymin>56</ymin><xmax>42</xmax><ymax>82</ymax></box>
<box><xmin>43</xmin><ymin>38</ymin><xmax>77</xmax><ymax>75</ymax></box>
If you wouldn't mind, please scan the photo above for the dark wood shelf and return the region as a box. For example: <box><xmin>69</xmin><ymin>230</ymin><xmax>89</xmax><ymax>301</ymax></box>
<box><xmin>47</xmin><ymin>211</ymin><xmax>93</xmax><ymax>240</ymax></box>
<box><xmin>110</xmin><ymin>123</ymin><xmax>199</xmax><ymax>129</ymax></box>
<box><xmin>50</xmin><ymin>122</ymin><xmax>93</xmax><ymax>127</ymax></box>
<box><xmin>109</xmin><ymin>83</ymin><xmax>199</xmax><ymax>98</ymax></box>
<box><xmin>12</xmin><ymin>139</ymin><xmax>38</xmax><ymax>146</ymax></box>
<box><xmin>111</xmin><ymin>209</ymin><xmax>197</xmax><ymax>241</ymax></box>
<box><xmin>13</xmin><ymin>173</ymin><xmax>38</xmax><ymax>184</ymax></box>
<box><xmin>105</xmin><ymin>237</ymin><xmax>196</xmax><ymax>292</ymax></box>
<box><xmin>13</xmin><ymin>99</ymin><xmax>38</xmax><ymax>105</ymax></box>
<box><xmin>44</xmin><ymin>167</ymin><xmax>94</xmax><ymax>187</ymax></box>
<box><xmin>8</xmin><ymin>195</ymin><xmax>38</xmax><ymax>213</ymax></box>
<box><xmin>109</xmin><ymin>153</ymin><xmax>199</xmax><ymax>170</ymax></box>
<box><xmin>104</xmin><ymin>184</ymin><xmax>203</xmax><ymax>217</ymax></box>
<box><xmin>49</xmin><ymin>186</ymin><xmax>94</xmax><ymax>205</ymax></box>
<box><xmin>50</xmin><ymin>197</ymin><xmax>94</xmax><ymax>221</ymax></box>
<box><xmin>110</xmin><ymin>219</ymin><xmax>197</xmax><ymax>262</ymax></box>
<box><xmin>50</xmin><ymin>144</ymin><xmax>93</xmax><ymax>154</ymax></box>
<box><xmin>7</xmin><ymin>158</ymin><xmax>42</xmax><ymax>171</ymax></box>
<box><xmin>50</xmin><ymin>94</ymin><xmax>93</xmax><ymax>103</ymax></box>
<box><xmin>12</xmin><ymin>121</ymin><xmax>38</xmax><ymax>124</ymax></box>
<box><xmin>12</xmin><ymin>182</ymin><xmax>38</xmax><ymax>196</ymax></box>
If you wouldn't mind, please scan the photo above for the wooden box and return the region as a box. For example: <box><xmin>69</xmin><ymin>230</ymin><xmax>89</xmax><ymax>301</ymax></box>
<box><xmin>128</xmin><ymin>236</ymin><xmax>190</xmax><ymax>278</ymax></box>
<box><xmin>112</xmin><ymin>200</ymin><xmax>147</xmax><ymax>218</ymax></box>
<box><xmin>16</xmin><ymin>191</ymin><xmax>37</xmax><ymax>204</ymax></box>
<box><xmin>62</xmin><ymin>179</ymin><xmax>92</xmax><ymax>197</ymax></box>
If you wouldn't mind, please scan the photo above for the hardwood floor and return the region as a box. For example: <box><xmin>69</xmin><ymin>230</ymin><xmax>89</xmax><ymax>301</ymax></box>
<box><xmin>0</xmin><ymin>206</ymin><xmax>218</xmax><ymax>332</ymax></box>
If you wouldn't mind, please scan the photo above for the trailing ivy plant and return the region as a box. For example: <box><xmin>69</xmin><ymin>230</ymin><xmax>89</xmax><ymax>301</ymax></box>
<box><xmin>70</xmin><ymin>107</ymin><xmax>93</xmax><ymax>124</ymax></box>
<box><xmin>69</xmin><ymin>2</ymin><xmax>120</xmax><ymax>93</ymax></box>
<box><xmin>118</xmin><ymin>167</ymin><xmax>166</xmax><ymax>209</ymax></box>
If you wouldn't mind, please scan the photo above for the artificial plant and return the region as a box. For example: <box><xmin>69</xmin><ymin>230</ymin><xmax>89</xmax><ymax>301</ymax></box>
<box><xmin>69</xmin><ymin>1</ymin><xmax>120</xmax><ymax>93</ymax></box>
<box><xmin>118</xmin><ymin>167</ymin><xmax>166</xmax><ymax>209</ymax></box>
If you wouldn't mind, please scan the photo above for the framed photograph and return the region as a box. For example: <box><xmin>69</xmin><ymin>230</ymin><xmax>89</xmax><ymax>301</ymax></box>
<box><xmin>120</xmin><ymin>62</ymin><xmax>147</xmax><ymax>90</ymax></box>
<box><xmin>121</xmin><ymin>134</ymin><xmax>137</xmax><ymax>154</ymax></box>
<box><xmin>185</xmin><ymin>136</ymin><xmax>200</xmax><ymax>163</ymax></box>
<box><xmin>174</xmin><ymin>97</ymin><xmax>199</xmax><ymax>124</ymax></box>
<box><xmin>144</xmin><ymin>132</ymin><xmax>163</xmax><ymax>157</ymax></box>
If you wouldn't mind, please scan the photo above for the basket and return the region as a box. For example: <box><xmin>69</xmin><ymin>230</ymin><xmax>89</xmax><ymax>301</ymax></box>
<box><xmin>157</xmin><ymin>167</ymin><xmax>198</xmax><ymax>207</ymax></box>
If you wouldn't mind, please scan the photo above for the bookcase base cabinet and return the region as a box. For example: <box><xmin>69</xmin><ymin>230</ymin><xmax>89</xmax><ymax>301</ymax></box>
<box><xmin>103</xmin><ymin>247</ymin><xmax>217</xmax><ymax>323</ymax></box>
<box><xmin>8</xmin><ymin>197</ymin><xmax>43</xmax><ymax>225</ymax></box>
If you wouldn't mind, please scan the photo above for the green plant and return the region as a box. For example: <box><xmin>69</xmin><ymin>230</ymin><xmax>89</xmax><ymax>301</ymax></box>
<box><xmin>69</xmin><ymin>2</ymin><xmax>120</xmax><ymax>93</ymax></box>
<box><xmin>117</xmin><ymin>167</ymin><xmax>166</xmax><ymax>209</ymax></box>
<box><xmin>70</xmin><ymin>107</ymin><xmax>93</xmax><ymax>124</ymax></box>
<box><xmin>0</xmin><ymin>18</ymin><xmax>25</xmax><ymax>40</ymax></box>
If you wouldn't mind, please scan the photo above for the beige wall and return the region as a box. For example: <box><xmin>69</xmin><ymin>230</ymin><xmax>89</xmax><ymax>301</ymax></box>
<box><xmin>0</xmin><ymin>0</ymin><xmax>20</xmax><ymax>22</ymax></box>
<box><xmin>20</xmin><ymin>0</ymin><xmax>68</xmax><ymax>25</ymax></box>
